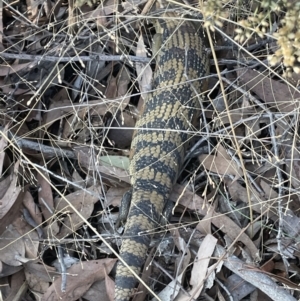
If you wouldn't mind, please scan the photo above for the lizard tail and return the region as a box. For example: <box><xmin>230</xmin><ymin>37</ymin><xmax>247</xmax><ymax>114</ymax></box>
<box><xmin>115</xmin><ymin>130</ymin><xmax>185</xmax><ymax>300</ymax></box>
<box><xmin>114</xmin><ymin>190</ymin><xmax>167</xmax><ymax>301</ymax></box>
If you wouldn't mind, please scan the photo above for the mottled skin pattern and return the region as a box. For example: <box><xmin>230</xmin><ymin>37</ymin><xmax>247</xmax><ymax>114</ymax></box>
<box><xmin>115</xmin><ymin>12</ymin><xmax>209</xmax><ymax>301</ymax></box>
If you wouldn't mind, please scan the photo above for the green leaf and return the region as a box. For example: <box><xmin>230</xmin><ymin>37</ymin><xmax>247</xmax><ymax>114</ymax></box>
<box><xmin>98</xmin><ymin>156</ymin><xmax>129</xmax><ymax>171</ymax></box>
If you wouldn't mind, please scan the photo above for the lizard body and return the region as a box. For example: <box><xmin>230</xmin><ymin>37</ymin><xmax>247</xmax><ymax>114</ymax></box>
<box><xmin>115</xmin><ymin>10</ymin><xmax>209</xmax><ymax>301</ymax></box>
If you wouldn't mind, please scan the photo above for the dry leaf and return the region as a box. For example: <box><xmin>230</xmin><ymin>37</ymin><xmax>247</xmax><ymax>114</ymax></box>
<box><xmin>116</xmin><ymin>67</ymin><xmax>131</xmax><ymax>107</ymax></box>
<box><xmin>199</xmin><ymin>153</ymin><xmax>243</xmax><ymax>178</ymax></box>
<box><xmin>82</xmin><ymin>279</ymin><xmax>110</xmax><ymax>301</ymax></box>
<box><xmin>108</xmin><ymin>111</ymin><xmax>135</xmax><ymax>149</ymax></box>
<box><xmin>37</xmin><ymin>169</ymin><xmax>59</xmax><ymax>235</ymax></box>
<box><xmin>23</xmin><ymin>191</ymin><xmax>43</xmax><ymax>226</ymax></box>
<box><xmin>12</xmin><ymin>215</ymin><xmax>39</xmax><ymax>259</ymax></box>
<box><xmin>136</xmin><ymin>34</ymin><xmax>152</xmax><ymax>96</ymax></box>
<box><xmin>184</xmin><ymin>234</ymin><xmax>217</xmax><ymax>300</ymax></box>
<box><xmin>236</xmin><ymin>68</ymin><xmax>300</xmax><ymax>113</ymax></box>
<box><xmin>171</xmin><ymin>184</ymin><xmax>207</xmax><ymax>216</ymax></box>
<box><xmin>156</xmin><ymin>228</ymin><xmax>191</xmax><ymax>301</ymax></box>
<box><xmin>3</xmin><ymin>269</ymin><xmax>26</xmax><ymax>300</ymax></box>
<box><xmin>42</xmin><ymin>258</ymin><xmax>116</xmax><ymax>301</ymax></box>
<box><xmin>54</xmin><ymin>185</ymin><xmax>101</xmax><ymax>238</ymax></box>
<box><xmin>0</xmin><ymin>225</ymin><xmax>25</xmax><ymax>267</ymax></box>
<box><xmin>105</xmin><ymin>187</ymin><xmax>128</xmax><ymax>207</ymax></box>
<box><xmin>211</xmin><ymin>211</ymin><xmax>260</xmax><ymax>260</ymax></box>
<box><xmin>0</xmin><ymin>162</ymin><xmax>22</xmax><ymax>234</ymax></box>
<box><xmin>0</xmin><ymin>125</ymin><xmax>8</xmax><ymax>176</ymax></box>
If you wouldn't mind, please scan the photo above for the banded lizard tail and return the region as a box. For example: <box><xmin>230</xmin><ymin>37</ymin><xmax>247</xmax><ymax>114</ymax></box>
<box><xmin>115</xmin><ymin>8</ymin><xmax>209</xmax><ymax>301</ymax></box>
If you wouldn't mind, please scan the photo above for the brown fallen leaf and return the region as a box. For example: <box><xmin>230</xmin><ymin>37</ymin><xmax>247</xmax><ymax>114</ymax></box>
<box><xmin>236</xmin><ymin>68</ymin><xmax>300</xmax><ymax>113</ymax></box>
<box><xmin>24</xmin><ymin>261</ymin><xmax>57</xmax><ymax>279</ymax></box>
<box><xmin>0</xmin><ymin>0</ymin><xmax>3</xmax><ymax>47</ymax></box>
<box><xmin>171</xmin><ymin>183</ymin><xmax>207</xmax><ymax>216</ymax></box>
<box><xmin>106</xmin><ymin>75</ymin><xmax>118</xmax><ymax>100</ymax></box>
<box><xmin>0</xmin><ymin>162</ymin><xmax>23</xmax><ymax>235</ymax></box>
<box><xmin>3</xmin><ymin>269</ymin><xmax>26</xmax><ymax>301</ymax></box>
<box><xmin>244</xmin><ymin>264</ymin><xmax>300</xmax><ymax>290</ymax></box>
<box><xmin>196</xmin><ymin>201</ymin><xmax>215</xmax><ymax>235</ymax></box>
<box><xmin>0</xmin><ymin>62</ymin><xmax>32</xmax><ymax>77</ymax></box>
<box><xmin>54</xmin><ymin>184</ymin><xmax>101</xmax><ymax>238</ymax></box>
<box><xmin>172</xmin><ymin>183</ymin><xmax>258</xmax><ymax>260</ymax></box>
<box><xmin>133</xmin><ymin>248</ymin><xmax>155</xmax><ymax>301</ymax></box>
<box><xmin>225</xmin><ymin>273</ymin><xmax>255</xmax><ymax>301</ymax></box>
<box><xmin>82</xmin><ymin>279</ymin><xmax>110</xmax><ymax>301</ymax></box>
<box><xmin>0</xmin><ymin>225</ymin><xmax>25</xmax><ymax>267</ymax></box>
<box><xmin>0</xmin><ymin>173</ymin><xmax>11</xmax><ymax>199</ymax></box>
<box><xmin>103</xmin><ymin>0</ymin><xmax>118</xmax><ymax>14</ymax></box>
<box><xmin>24</xmin><ymin>261</ymin><xmax>57</xmax><ymax>294</ymax></box>
<box><xmin>136</xmin><ymin>34</ymin><xmax>152</xmax><ymax>96</ymax></box>
<box><xmin>157</xmin><ymin>227</ymin><xmax>191</xmax><ymax>300</ymax></box>
<box><xmin>25</xmin><ymin>269</ymin><xmax>50</xmax><ymax>294</ymax></box>
<box><xmin>42</xmin><ymin>258</ymin><xmax>116</xmax><ymax>301</ymax></box>
<box><xmin>116</xmin><ymin>67</ymin><xmax>131</xmax><ymax>107</ymax></box>
<box><xmin>0</xmin><ymin>125</ymin><xmax>8</xmax><ymax>176</ymax></box>
<box><xmin>108</xmin><ymin>111</ymin><xmax>135</xmax><ymax>149</ymax></box>
<box><xmin>105</xmin><ymin>270</ymin><xmax>116</xmax><ymax>301</ymax></box>
<box><xmin>37</xmin><ymin>169</ymin><xmax>59</xmax><ymax>236</ymax></box>
<box><xmin>12</xmin><ymin>214</ymin><xmax>39</xmax><ymax>260</ymax></box>
<box><xmin>106</xmin><ymin>187</ymin><xmax>128</xmax><ymax>207</ymax></box>
<box><xmin>199</xmin><ymin>149</ymin><xmax>243</xmax><ymax>178</ymax></box>
<box><xmin>224</xmin><ymin>178</ymin><xmax>278</xmax><ymax>220</ymax></box>
<box><xmin>44</xmin><ymin>99</ymin><xmax>114</xmax><ymax>133</ymax></box>
<box><xmin>23</xmin><ymin>190</ymin><xmax>43</xmax><ymax>227</ymax></box>
<box><xmin>0</xmin><ymin>261</ymin><xmax>23</xmax><ymax>278</ymax></box>
<box><xmin>284</xmin><ymin>145</ymin><xmax>300</xmax><ymax>189</ymax></box>
<box><xmin>182</xmin><ymin>234</ymin><xmax>217</xmax><ymax>301</ymax></box>
<box><xmin>211</xmin><ymin>211</ymin><xmax>259</xmax><ymax>261</ymax></box>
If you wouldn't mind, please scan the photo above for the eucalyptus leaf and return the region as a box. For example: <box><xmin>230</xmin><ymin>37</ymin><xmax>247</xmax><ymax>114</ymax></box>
<box><xmin>98</xmin><ymin>156</ymin><xmax>129</xmax><ymax>171</ymax></box>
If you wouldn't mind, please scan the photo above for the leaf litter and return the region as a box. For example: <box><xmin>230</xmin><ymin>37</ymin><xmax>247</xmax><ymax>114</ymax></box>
<box><xmin>1</xmin><ymin>0</ymin><xmax>300</xmax><ymax>300</ymax></box>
